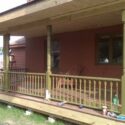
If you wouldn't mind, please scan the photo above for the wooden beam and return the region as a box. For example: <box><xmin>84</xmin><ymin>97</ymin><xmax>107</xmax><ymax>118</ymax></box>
<box><xmin>3</xmin><ymin>34</ymin><xmax>10</xmax><ymax>91</ymax></box>
<box><xmin>3</xmin><ymin>34</ymin><xmax>10</xmax><ymax>71</ymax></box>
<box><xmin>45</xmin><ymin>25</ymin><xmax>52</xmax><ymax>99</ymax></box>
<box><xmin>121</xmin><ymin>10</ymin><xmax>125</xmax><ymax>115</ymax></box>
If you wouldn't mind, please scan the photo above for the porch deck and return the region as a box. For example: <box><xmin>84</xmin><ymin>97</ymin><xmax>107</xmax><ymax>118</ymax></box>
<box><xmin>0</xmin><ymin>92</ymin><xmax>124</xmax><ymax>125</ymax></box>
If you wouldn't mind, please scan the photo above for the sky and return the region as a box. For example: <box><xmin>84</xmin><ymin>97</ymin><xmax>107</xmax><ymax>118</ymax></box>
<box><xmin>0</xmin><ymin>0</ymin><xmax>27</xmax><ymax>47</ymax></box>
<box><xmin>0</xmin><ymin>0</ymin><xmax>27</xmax><ymax>13</ymax></box>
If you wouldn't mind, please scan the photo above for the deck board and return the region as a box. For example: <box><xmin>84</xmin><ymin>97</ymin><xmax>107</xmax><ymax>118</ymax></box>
<box><xmin>0</xmin><ymin>92</ymin><xmax>124</xmax><ymax>125</ymax></box>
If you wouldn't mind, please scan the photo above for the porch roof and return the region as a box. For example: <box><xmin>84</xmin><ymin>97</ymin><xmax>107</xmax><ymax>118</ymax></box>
<box><xmin>0</xmin><ymin>0</ymin><xmax>125</xmax><ymax>37</ymax></box>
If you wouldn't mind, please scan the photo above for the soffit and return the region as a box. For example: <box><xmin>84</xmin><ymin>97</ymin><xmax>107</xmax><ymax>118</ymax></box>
<box><xmin>0</xmin><ymin>0</ymin><xmax>124</xmax><ymax>36</ymax></box>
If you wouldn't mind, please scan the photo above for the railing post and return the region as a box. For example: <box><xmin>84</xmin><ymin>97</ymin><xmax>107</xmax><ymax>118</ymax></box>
<box><xmin>122</xmin><ymin>11</ymin><xmax>125</xmax><ymax>114</ymax></box>
<box><xmin>3</xmin><ymin>34</ymin><xmax>10</xmax><ymax>91</ymax></box>
<box><xmin>45</xmin><ymin>25</ymin><xmax>52</xmax><ymax>99</ymax></box>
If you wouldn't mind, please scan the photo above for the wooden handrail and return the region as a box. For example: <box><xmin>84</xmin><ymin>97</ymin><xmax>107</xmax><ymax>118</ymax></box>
<box><xmin>51</xmin><ymin>74</ymin><xmax>121</xmax><ymax>82</ymax></box>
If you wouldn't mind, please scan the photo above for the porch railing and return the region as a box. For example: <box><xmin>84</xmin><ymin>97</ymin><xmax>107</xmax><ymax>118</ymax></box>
<box><xmin>8</xmin><ymin>72</ymin><xmax>46</xmax><ymax>97</ymax></box>
<box><xmin>0</xmin><ymin>71</ymin><xmax>121</xmax><ymax>112</ymax></box>
<box><xmin>51</xmin><ymin>74</ymin><xmax>121</xmax><ymax>112</ymax></box>
<box><xmin>0</xmin><ymin>71</ymin><xmax>4</xmax><ymax>90</ymax></box>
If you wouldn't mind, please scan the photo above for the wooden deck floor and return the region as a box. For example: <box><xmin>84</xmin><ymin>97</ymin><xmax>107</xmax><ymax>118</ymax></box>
<box><xmin>0</xmin><ymin>92</ymin><xmax>124</xmax><ymax>125</ymax></box>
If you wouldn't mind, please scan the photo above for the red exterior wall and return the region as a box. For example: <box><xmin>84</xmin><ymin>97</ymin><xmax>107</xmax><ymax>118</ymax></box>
<box><xmin>26</xmin><ymin>25</ymin><xmax>122</xmax><ymax>78</ymax></box>
<box><xmin>26</xmin><ymin>37</ymin><xmax>45</xmax><ymax>72</ymax></box>
<box><xmin>58</xmin><ymin>25</ymin><xmax>122</xmax><ymax>78</ymax></box>
<box><xmin>11</xmin><ymin>47</ymin><xmax>26</xmax><ymax>69</ymax></box>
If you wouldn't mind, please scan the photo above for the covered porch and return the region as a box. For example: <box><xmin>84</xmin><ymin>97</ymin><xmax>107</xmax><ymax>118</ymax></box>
<box><xmin>0</xmin><ymin>0</ymin><xmax>125</xmax><ymax>124</ymax></box>
<box><xmin>0</xmin><ymin>71</ymin><xmax>121</xmax><ymax>112</ymax></box>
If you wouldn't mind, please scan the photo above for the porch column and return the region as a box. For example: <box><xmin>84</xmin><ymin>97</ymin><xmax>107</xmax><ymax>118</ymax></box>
<box><xmin>3</xmin><ymin>34</ymin><xmax>10</xmax><ymax>91</ymax></box>
<box><xmin>122</xmin><ymin>11</ymin><xmax>125</xmax><ymax>114</ymax></box>
<box><xmin>46</xmin><ymin>25</ymin><xmax>52</xmax><ymax>99</ymax></box>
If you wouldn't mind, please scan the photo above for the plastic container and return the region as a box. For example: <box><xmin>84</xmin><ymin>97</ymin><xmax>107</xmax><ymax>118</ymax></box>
<box><xmin>102</xmin><ymin>106</ymin><xmax>107</xmax><ymax>115</ymax></box>
<box><xmin>117</xmin><ymin>115</ymin><xmax>125</xmax><ymax>121</ymax></box>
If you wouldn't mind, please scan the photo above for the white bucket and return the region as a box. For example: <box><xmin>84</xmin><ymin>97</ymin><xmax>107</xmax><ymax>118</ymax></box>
<box><xmin>102</xmin><ymin>106</ymin><xmax>107</xmax><ymax>115</ymax></box>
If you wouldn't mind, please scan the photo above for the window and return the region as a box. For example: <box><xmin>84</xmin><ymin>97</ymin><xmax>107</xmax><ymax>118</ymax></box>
<box><xmin>97</xmin><ymin>34</ymin><xmax>122</xmax><ymax>64</ymax></box>
<box><xmin>51</xmin><ymin>41</ymin><xmax>60</xmax><ymax>72</ymax></box>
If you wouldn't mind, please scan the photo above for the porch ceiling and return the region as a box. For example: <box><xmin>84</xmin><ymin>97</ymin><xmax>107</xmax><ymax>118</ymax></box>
<box><xmin>0</xmin><ymin>0</ymin><xmax>125</xmax><ymax>37</ymax></box>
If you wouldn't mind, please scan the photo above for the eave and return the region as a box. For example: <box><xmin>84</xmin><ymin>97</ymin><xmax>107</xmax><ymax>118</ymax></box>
<box><xmin>0</xmin><ymin>0</ymin><xmax>125</xmax><ymax>37</ymax></box>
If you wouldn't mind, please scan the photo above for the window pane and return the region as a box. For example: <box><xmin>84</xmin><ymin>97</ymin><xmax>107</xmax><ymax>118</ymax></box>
<box><xmin>51</xmin><ymin>41</ymin><xmax>60</xmax><ymax>72</ymax></box>
<box><xmin>112</xmin><ymin>36</ymin><xmax>122</xmax><ymax>63</ymax></box>
<box><xmin>98</xmin><ymin>37</ymin><xmax>110</xmax><ymax>63</ymax></box>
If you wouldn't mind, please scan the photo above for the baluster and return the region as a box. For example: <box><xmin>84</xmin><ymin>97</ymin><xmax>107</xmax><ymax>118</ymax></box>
<box><xmin>25</xmin><ymin>74</ymin><xmax>27</xmax><ymax>94</ymax></box>
<box><xmin>28</xmin><ymin>74</ymin><xmax>30</xmax><ymax>94</ymax></box>
<box><xmin>0</xmin><ymin>73</ymin><xmax>1</xmax><ymax>89</ymax></box>
<box><xmin>89</xmin><ymin>80</ymin><xmax>91</xmax><ymax>106</ymax></box>
<box><xmin>13</xmin><ymin>73</ymin><xmax>17</xmax><ymax>91</ymax></box>
<box><xmin>79</xmin><ymin>79</ymin><xmax>82</xmax><ymax>104</ymax></box>
<box><xmin>42</xmin><ymin>75</ymin><xmax>45</xmax><ymax>97</ymax></box>
<box><xmin>56</xmin><ymin>77</ymin><xmax>58</xmax><ymax>99</ymax></box>
<box><xmin>116</xmin><ymin>82</ymin><xmax>119</xmax><ymax>97</ymax></box>
<box><xmin>63</xmin><ymin>77</ymin><xmax>66</xmax><ymax>101</ymax></box>
<box><xmin>67</xmin><ymin>78</ymin><xmax>69</xmax><ymax>101</ymax></box>
<box><xmin>17</xmin><ymin>73</ymin><xmax>19</xmax><ymax>92</ymax></box>
<box><xmin>24</xmin><ymin>74</ymin><xmax>29</xmax><ymax>92</ymax></box>
<box><xmin>59</xmin><ymin>77</ymin><xmax>62</xmax><ymax>100</ymax></box>
<box><xmin>16</xmin><ymin>73</ymin><xmax>18</xmax><ymax>92</ymax></box>
<box><xmin>35</xmin><ymin>75</ymin><xmax>37</xmax><ymax>95</ymax></box>
<box><xmin>75</xmin><ymin>79</ymin><xmax>78</xmax><ymax>103</ymax></box>
<box><xmin>2</xmin><ymin>73</ymin><xmax>3</xmax><ymax>89</ymax></box>
<box><xmin>42</xmin><ymin>75</ymin><xmax>44</xmax><ymax>96</ymax></box>
<box><xmin>69</xmin><ymin>77</ymin><xmax>71</xmax><ymax>102</ymax></box>
<box><xmin>104</xmin><ymin>81</ymin><xmax>107</xmax><ymax>106</ymax></box>
<box><xmin>39</xmin><ymin>75</ymin><xmax>45</xmax><ymax>97</ymax></box>
<box><xmin>33</xmin><ymin>75</ymin><xmax>35</xmax><ymax>95</ymax></box>
<box><xmin>84</xmin><ymin>79</ymin><xmax>86</xmax><ymax>105</ymax></box>
<box><xmin>10</xmin><ymin>73</ymin><xmax>12</xmax><ymax>91</ymax></box>
<box><xmin>20</xmin><ymin>73</ymin><xmax>22</xmax><ymax>93</ymax></box>
<box><xmin>51</xmin><ymin>76</ymin><xmax>54</xmax><ymax>98</ymax></box>
<box><xmin>14</xmin><ymin>73</ymin><xmax>16</xmax><ymax>91</ymax></box>
<box><xmin>37</xmin><ymin>75</ymin><xmax>40</xmax><ymax>96</ymax></box>
<box><xmin>2</xmin><ymin>72</ymin><xmax>3</xmax><ymax>90</ymax></box>
<box><xmin>99</xmin><ymin>81</ymin><xmax>102</xmax><ymax>108</ymax></box>
<box><xmin>16</xmin><ymin>73</ymin><xmax>20</xmax><ymax>92</ymax></box>
<box><xmin>110</xmin><ymin>81</ymin><xmax>113</xmax><ymax>110</ymax></box>
<box><xmin>71</xmin><ymin>78</ymin><xmax>74</xmax><ymax>103</ymax></box>
<box><xmin>27</xmin><ymin>74</ymin><xmax>33</xmax><ymax>94</ymax></box>
<box><xmin>41</xmin><ymin>75</ymin><xmax>46</xmax><ymax>93</ymax></box>
<box><xmin>22</xmin><ymin>73</ymin><xmax>25</xmax><ymax>93</ymax></box>
<box><xmin>23</xmin><ymin>75</ymin><xmax>29</xmax><ymax>93</ymax></box>
<box><xmin>94</xmin><ymin>80</ymin><xmax>96</xmax><ymax>107</ymax></box>
<box><xmin>8</xmin><ymin>73</ymin><xmax>10</xmax><ymax>91</ymax></box>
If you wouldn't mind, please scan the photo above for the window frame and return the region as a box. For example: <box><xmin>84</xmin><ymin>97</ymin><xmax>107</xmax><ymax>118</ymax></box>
<box><xmin>96</xmin><ymin>33</ymin><xmax>123</xmax><ymax>65</ymax></box>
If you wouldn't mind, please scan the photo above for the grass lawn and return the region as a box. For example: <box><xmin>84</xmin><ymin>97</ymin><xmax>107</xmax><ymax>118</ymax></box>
<box><xmin>0</xmin><ymin>102</ymin><xmax>72</xmax><ymax>125</ymax></box>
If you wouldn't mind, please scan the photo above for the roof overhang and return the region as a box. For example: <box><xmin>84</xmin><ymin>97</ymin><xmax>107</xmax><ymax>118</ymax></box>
<box><xmin>0</xmin><ymin>0</ymin><xmax>125</xmax><ymax>37</ymax></box>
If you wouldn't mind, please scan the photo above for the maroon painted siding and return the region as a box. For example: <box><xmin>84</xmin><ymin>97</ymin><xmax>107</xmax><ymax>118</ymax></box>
<box><xmin>26</xmin><ymin>37</ymin><xmax>45</xmax><ymax>72</ymax></box>
<box><xmin>26</xmin><ymin>25</ymin><xmax>122</xmax><ymax>78</ymax></box>
<box><xmin>11</xmin><ymin>46</ymin><xmax>26</xmax><ymax>69</ymax></box>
